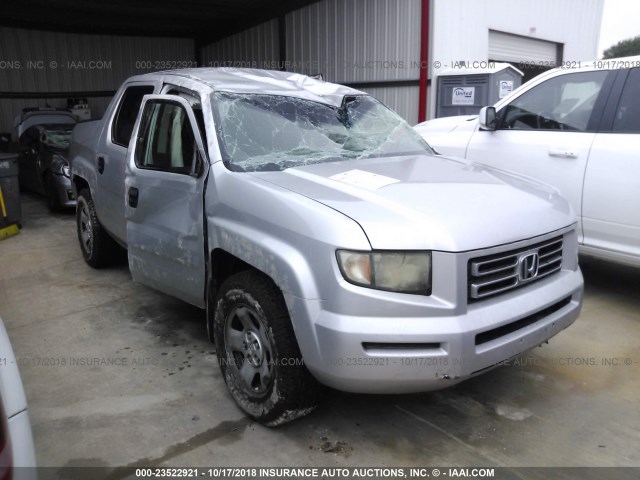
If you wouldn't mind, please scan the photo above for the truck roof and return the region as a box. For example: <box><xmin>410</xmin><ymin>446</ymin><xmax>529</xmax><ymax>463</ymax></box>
<box><xmin>137</xmin><ymin>68</ymin><xmax>365</xmax><ymax>107</ymax></box>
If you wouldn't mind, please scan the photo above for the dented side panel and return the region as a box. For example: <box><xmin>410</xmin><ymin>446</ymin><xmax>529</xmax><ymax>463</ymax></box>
<box><xmin>204</xmin><ymin>161</ymin><xmax>371</xmax><ymax>301</ymax></box>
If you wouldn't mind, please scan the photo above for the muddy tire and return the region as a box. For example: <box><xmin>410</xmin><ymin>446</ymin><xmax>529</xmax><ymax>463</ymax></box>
<box><xmin>214</xmin><ymin>270</ymin><xmax>321</xmax><ymax>426</ymax></box>
<box><xmin>76</xmin><ymin>188</ymin><xmax>116</xmax><ymax>268</ymax></box>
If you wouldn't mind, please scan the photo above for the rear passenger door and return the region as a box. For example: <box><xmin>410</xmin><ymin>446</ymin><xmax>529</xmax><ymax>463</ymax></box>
<box><xmin>124</xmin><ymin>95</ymin><xmax>210</xmax><ymax>307</ymax></box>
<box><xmin>582</xmin><ymin>68</ymin><xmax>640</xmax><ymax>262</ymax></box>
<box><xmin>99</xmin><ymin>82</ymin><xmax>159</xmax><ymax>244</ymax></box>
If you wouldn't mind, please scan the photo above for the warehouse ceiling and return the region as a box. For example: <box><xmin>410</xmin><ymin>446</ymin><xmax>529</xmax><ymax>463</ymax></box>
<box><xmin>0</xmin><ymin>0</ymin><xmax>319</xmax><ymax>43</ymax></box>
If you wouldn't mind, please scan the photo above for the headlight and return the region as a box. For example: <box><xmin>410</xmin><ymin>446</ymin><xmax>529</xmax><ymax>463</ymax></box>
<box><xmin>336</xmin><ymin>250</ymin><xmax>432</xmax><ymax>294</ymax></box>
<box><xmin>51</xmin><ymin>154</ymin><xmax>70</xmax><ymax>178</ymax></box>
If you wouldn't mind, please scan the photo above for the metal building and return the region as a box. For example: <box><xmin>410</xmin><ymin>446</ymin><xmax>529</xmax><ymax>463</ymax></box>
<box><xmin>199</xmin><ymin>0</ymin><xmax>604</xmax><ymax>123</ymax></box>
<box><xmin>0</xmin><ymin>0</ymin><xmax>604</xmax><ymax>134</ymax></box>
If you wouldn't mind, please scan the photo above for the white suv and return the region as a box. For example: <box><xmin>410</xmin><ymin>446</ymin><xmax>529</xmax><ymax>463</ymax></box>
<box><xmin>416</xmin><ymin>56</ymin><xmax>640</xmax><ymax>267</ymax></box>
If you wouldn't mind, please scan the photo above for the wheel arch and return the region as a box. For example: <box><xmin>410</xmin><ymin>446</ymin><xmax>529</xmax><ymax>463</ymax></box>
<box><xmin>72</xmin><ymin>175</ymin><xmax>90</xmax><ymax>198</ymax></box>
<box><xmin>206</xmin><ymin>247</ymin><xmax>292</xmax><ymax>344</ymax></box>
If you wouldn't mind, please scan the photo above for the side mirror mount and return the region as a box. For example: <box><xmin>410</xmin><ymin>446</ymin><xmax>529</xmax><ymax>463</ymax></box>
<box><xmin>479</xmin><ymin>106</ymin><xmax>497</xmax><ymax>131</ymax></box>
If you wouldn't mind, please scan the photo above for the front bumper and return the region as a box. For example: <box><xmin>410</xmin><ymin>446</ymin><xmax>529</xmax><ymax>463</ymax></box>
<box><xmin>290</xmin><ymin>227</ymin><xmax>584</xmax><ymax>393</ymax></box>
<box><xmin>302</xmin><ymin>269</ymin><xmax>582</xmax><ymax>393</ymax></box>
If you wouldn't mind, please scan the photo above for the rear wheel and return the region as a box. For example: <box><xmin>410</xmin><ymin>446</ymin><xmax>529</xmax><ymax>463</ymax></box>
<box><xmin>214</xmin><ymin>270</ymin><xmax>321</xmax><ymax>426</ymax></box>
<box><xmin>76</xmin><ymin>188</ymin><xmax>116</xmax><ymax>268</ymax></box>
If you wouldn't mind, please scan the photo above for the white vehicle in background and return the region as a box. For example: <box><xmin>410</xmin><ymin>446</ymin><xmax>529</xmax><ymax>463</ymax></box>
<box><xmin>415</xmin><ymin>56</ymin><xmax>640</xmax><ymax>267</ymax></box>
<box><xmin>0</xmin><ymin>317</ymin><xmax>37</xmax><ymax>479</ymax></box>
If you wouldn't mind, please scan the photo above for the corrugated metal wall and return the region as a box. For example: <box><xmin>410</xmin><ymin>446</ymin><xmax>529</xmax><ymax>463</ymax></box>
<box><xmin>2</xmin><ymin>0</ymin><xmax>604</xmax><ymax>133</ymax></box>
<box><xmin>286</xmin><ymin>0</ymin><xmax>422</xmax><ymax>123</ymax></box>
<box><xmin>199</xmin><ymin>20</ymin><xmax>280</xmax><ymax>69</ymax></box>
<box><xmin>286</xmin><ymin>0</ymin><xmax>421</xmax><ymax>83</ymax></box>
<box><xmin>357</xmin><ymin>86</ymin><xmax>420</xmax><ymax>125</ymax></box>
<box><xmin>199</xmin><ymin>0</ymin><xmax>605</xmax><ymax>124</ymax></box>
<box><xmin>200</xmin><ymin>0</ymin><xmax>423</xmax><ymax>124</ymax></box>
<box><xmin>0</xmin><ymin>26</ymin><xmax>194</xmax><ymax>134</ymax></box>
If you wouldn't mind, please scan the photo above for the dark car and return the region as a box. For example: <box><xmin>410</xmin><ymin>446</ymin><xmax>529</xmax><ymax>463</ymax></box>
<box><xmin>16</xmin><ymin>109</ymin><xmax>77</xmax><ymax>211</ymax></box>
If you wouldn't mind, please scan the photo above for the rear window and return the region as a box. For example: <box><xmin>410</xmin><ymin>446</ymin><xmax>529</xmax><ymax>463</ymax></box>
<box><xmin>112</xmin><ymin>85</ymin><xmax>155</xmax><ymax>147</ymax></box>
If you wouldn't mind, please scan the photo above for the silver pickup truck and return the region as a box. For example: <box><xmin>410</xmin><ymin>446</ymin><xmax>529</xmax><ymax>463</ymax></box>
<box><xmin>70</xmin><ymin>68</ymin><xmax>584</xmax><ymax>426</ymax></box>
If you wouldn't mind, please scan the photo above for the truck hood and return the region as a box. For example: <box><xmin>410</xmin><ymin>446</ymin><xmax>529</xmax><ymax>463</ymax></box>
<box><xmin>414</xmin><ymin>115</ymin><xmax>477</xmax><ymax>135</ymax></box>
<box><xmin>254</xmin><ymin>154</ymin><xmax>574</xmax><ymax>251</ymax></box>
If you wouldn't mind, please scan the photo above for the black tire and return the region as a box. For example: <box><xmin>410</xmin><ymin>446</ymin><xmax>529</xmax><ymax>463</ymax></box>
<box><xmin>76</xmin><ymin>188</ymin><xmax>116</xmax><ymax>268</ymax></box>
<box><xmin>214</xmin><ymin>270</ymin><xmax>321</xmax><ymax>426</ymax></box>
<box><xmin>46</xmin><ymin>173</ymin><xmax>62</xmax><ymax>212</ymax></box>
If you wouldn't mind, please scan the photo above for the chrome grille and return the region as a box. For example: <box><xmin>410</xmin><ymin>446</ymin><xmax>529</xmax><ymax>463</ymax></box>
<box><xmin>468</xmin><ymin>236</ymin><xmax>564</xmax><ymax>300</ymax></box>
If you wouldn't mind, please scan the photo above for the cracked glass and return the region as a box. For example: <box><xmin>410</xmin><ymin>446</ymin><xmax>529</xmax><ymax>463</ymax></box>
<box><xmin>212</xmin><ymin>92</ymin><xmax>432</xmax><ymax>172</ymax></box>
<box><xmin>41</xmin><ymin>126</ymin><xmax>74</xmax><ymax>149</ymax></box>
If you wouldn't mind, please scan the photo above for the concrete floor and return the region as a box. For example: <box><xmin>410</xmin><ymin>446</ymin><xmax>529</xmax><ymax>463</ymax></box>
<box><xmin>1</xmin><ymin>193</ymin><xmax>639</xmax><ymax>471</ymax></box>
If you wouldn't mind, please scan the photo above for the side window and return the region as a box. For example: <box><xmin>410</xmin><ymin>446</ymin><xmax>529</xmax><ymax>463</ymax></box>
<box><xmin>112</xmin><ymin>85</ymin><xmax>155</xmax><ymax>146</ymax></box>
<box><xmin>612</xmin><ymin>68</ymin><xmax>640</xmax><ymax>133</ymax></box>
<box><xmin>134</xmin><ymin>102</ymin><xmax>196</xmax><ymax>174</ymax></box>
<box><xmin>499</xmin><ymin>71</ymin><xmax>608</xmax><ymax>132</ymax></box>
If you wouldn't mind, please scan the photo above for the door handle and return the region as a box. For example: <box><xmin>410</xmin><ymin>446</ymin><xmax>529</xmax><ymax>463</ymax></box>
<box><xmin>548</xmin><ymin>149</ymin><xmax>577</xmax><ymax>159</ymax></box>
<box><xmin>128</xmin><ymin>187</ymin><xmax>139</xmax><ymax>208</ymax></box>
<box><xmin>97</xmin><ymin>156</ymin><xmax>105</xmax><ymax>174</ymax></box>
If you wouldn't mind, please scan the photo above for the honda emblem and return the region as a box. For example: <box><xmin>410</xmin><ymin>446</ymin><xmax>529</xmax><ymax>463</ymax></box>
<box><xmin>518</xmin><ymin>252</ymin><xmax>539</xmax><ymax>282</ymax></box>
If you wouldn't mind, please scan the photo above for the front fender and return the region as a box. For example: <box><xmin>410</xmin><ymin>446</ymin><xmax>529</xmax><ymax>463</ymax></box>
<box><xmin>214</xmin><ymin>219</ymin><xmax>322</xmax><ymax>301</ymax></box>
<box><xmin>205</xmin><ymin>165</ymin><xmax>371</xmax><ymax>301</ymax></box>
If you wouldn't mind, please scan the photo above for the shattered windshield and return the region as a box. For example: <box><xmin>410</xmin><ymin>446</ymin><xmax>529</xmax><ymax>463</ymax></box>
<box><xmin>42</xmin><ymin>126</ymin><xmax>74</xmax><ymax>149</ymax></box>
<box><xmin>212</xmin><ymin>92</ymin><xmax>432</xmax><ymax>172</ymax></box>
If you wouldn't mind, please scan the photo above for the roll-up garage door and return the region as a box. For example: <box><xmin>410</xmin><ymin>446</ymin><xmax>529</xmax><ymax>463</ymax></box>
<box><xmin>489</xmin><ymin>30</ymin><xmax>561</xmax><ymax>82</ymax></box>
<box><xmin>489</xmin><ymin>30</ymin><xmax>560</xmax><ymax>64</ymax></box>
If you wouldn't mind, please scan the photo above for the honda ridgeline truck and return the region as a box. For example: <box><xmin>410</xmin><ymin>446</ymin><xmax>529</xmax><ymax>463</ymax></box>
<box><xmin>69</xmin><ymin>68</ymin><xmax>584</xmax><ymax>426</ymax></box>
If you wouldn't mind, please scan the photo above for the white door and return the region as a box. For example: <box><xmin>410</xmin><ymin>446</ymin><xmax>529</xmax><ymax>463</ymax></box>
<box><xmin>582</xmin><ymin>68</ymin><xmax>640</xmax><ymax>264</ymax></box>
<box><xmin>464</xmin><ymin>70</ymin><xmax>612</xmax><ymax>243</ymax></box>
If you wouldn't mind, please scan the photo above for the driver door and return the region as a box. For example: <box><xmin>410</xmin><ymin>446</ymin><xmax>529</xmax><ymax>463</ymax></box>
<box><xmin>124</xmin><ymin>94</ymin><xmax>209</xmax><ymax>308</ymax></box>
<box><xmin>464</xmin><ymin>70</ymin><xmax>614</xmax><ymax>243</ymax></box>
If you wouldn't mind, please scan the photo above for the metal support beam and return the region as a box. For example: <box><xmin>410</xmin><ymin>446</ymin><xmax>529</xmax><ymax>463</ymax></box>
<box><xmin>418</xmin><ymin>0</ymin><xmax>430</xmax><ymax>123</ymax></box>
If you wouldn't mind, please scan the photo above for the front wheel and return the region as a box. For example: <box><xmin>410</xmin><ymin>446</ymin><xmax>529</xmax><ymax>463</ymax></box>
<box><xmin>214</xmin><ymin>270</ymin><xmax>321</xmax><ymax>426</ymax></box>
<box><xmin>76</xmin><ymin>188</ymin><xmax>116</xmax><ymax>268</ymax></box>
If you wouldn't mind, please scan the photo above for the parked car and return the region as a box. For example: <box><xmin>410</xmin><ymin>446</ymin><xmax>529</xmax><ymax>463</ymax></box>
<box><xmin>415</xmin><ymin>55</ymin><xmax>640</xmax><ymax>267</ymax></box>
<box><xmin>70</xmin><ymin>68</ymin><xmax>583</xmax><ymax>426</ymax></box>
<box><xmin>0</xmin><ymin>316</ymin><xmax>37</xmax><ymax>479</ymax></box>
<box><xmin>15</xmin><ymin>108</ymin><xmax>77</xmax><ymax>211</ymax></box>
